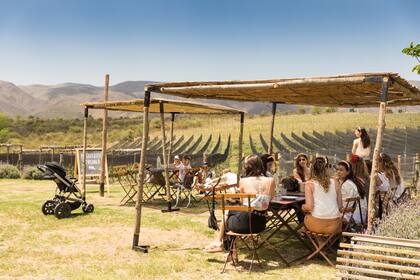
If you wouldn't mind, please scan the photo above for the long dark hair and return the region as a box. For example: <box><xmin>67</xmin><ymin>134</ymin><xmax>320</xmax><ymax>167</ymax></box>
<box><xmin>260</xmin><ymin>153</ymin><xmax>274</xmax><ymax>176</ymax></box>
<box><xmin>379</xmin><ymin>153</ymin><xmax>401</xmax><ymax>185</ymax></box>
<box><xmin>337</xmin><ymin>160</ymin><xmax>366</xmax><ymax>199</ymax></box>
<box><xmin>357</xmin><ymin>127</ymin><xmax>370</xmax><ymax>149</ymax></box>
<box><xmin>311</xmin><ymin>157</ymin><xmax>330</xmax><ymax>192</ymax></box>
<box><xmin>294</xmin><ymin>153</ymin><xmax>309</xmax><ymax>182</ymax></box>
<box><xmin>244</xmin><ymin>155</ymin><xmax>265</xmax><ymax>177</ymax></box>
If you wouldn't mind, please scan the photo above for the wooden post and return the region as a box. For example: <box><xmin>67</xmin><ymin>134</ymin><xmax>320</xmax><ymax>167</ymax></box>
<box><xmin>397</xmin><ymin>155</ymin><xmax>401</xmax><ymax>174</ymax></box>
<box><xmin>18</xmin><ymin>146</ymin><xmax>23</xmax><ymax>170</ymax></box>
<box><xmin>268</xmin><ymin>103</ymin><xmax>277</xmax><ymax>155</ymax></box>
<box><xmin>132</xmin><ymin>91</ymin><xmax>150</xmax><ymax>253</ymax></box>
<box><xmin>167</xmin><ymin>113</ymin><xmax>175</xmax><ymax>164</ymax></box>
<box><xmin>51</xmin><ymin>148</ymin><xmax>55</xmax><ymax>162</ymax></box>
<box><xmin>59</xmin><ymin>152</ymin><xmax>64</xmax><ymax>166</ymax></box>
<box><xmin>415</xmin><ymin>153</ymin><xmax>420</xmax><ymax>183</ymax></box>
<box><xmin>237</xmin><ymin>113</ymin><xmax>244</xmax><ymax>183</ymax></box>
<box><xmin>160</xmin><ymin>104</ymin><xmax>178</xmax><ymax>213</ymax></box>
<box><xmin>367</xmin><ymin>77</ymin><xmax>389</xmax><ymax>233</ymax></box>
<box><xmin>99</xmin><ymin>74</ymin><xmax>110</xmax><ymax>197</ymax></box>
<box><xmin>6</xmin><ymin>145</ymin><xmax>10</xmax><ymax>164</ymax></box>
<box><xmin>82</xmin><ymin>107</ymin><xmax>89</xmax><ymax>200</ymax></box>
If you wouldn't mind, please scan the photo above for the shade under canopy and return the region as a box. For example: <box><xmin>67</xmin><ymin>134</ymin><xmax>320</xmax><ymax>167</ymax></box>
<box><xmin>83</xmin><ymin>97</ymin><xmax>244</xmax><ymax>114</ymax></box>
<box><xmin>145</xmin><ymin>72</ymin><xmax>420</xmax><ymax>107</ymax></box>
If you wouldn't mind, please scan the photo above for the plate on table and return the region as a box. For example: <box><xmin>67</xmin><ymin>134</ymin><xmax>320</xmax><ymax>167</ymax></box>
<box><xmin>280</xmin><ymin>195</ymin><xmax>299</xmax><ymax>200</ymax></box>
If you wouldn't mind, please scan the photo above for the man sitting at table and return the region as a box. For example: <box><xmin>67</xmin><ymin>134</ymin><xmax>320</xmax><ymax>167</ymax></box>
<box><xmin>204</xmin><ymin>155</ymin><xmax>275</xmax><ymax>258</ymax></box>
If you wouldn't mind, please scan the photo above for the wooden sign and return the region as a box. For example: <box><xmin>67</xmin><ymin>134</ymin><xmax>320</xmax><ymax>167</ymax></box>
<box><xmin>74</xmin><ymin>148</ymin><xmax>109</xmax><ymax>193</ymax></box>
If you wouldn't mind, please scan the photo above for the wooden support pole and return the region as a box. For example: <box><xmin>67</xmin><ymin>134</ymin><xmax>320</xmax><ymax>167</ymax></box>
<box><xmin>59</xmin><ymin>153</ymin><xmax>63</xmax><ymax>166</ymax></box>
<box><xmin>367</xmin><ymin>77</ymin><xmax>389</xmax><ymax>233</ymax></box>
<box><xmin>51</xmin><ymin>148</ymin><xmax>54</xmax><ymax>162</ymax></box>
<box><xmin>160</xmin><ymin>104</ymin><xmax>178</xmax><ymax>213</ymax></box>
<box><xmin>237</xmin><ymin>113</ymin><xmax>244</xmax><ymax>183</ymax></box>
<box><xmin>18</xmin><ymin>146</ymin><xmax>23</xmax><ymax>170</ymax></box>
<box><xmin>167</xmin><ymin>113</ymin><xmax>175</xmax><ymax>164</ymax></box>
<box><xmin>82</xmin><ymin>107</ymin><xmax>89</xmax><ymax>200</ymax></box>
<box><xmin>132</xmin><ymin>91</ymin><xmax>150</xmax><ymax>253</ymax></box>
<box><xmin>397</xmin><ymin>155</ymin><xmax>401</xmax><ymax>174</ymax></box>
<box><xmin>6</xmin><ymin>146</ymin><xmax>10</xmax><ymax>164</ymax></box>
<box><xmin>99</xmin><ymin>74</ymin><xmax>110</xmax><ymax>197</ymax></box>
<box><xmin>268</xmin><ymin>103</ymin><xmax>277</xmax><ymax>155</ymax></box>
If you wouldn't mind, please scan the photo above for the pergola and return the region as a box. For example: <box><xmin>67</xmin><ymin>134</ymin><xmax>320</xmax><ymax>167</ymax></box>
<box><xmin>145</xmin><ymin>72</ymin><xmax>420</xmax><ymax>236</ymax></box>
<box><xmin>82</xmin><ymin>97</ymin><xmax>244</xmax><ymax>252</ymax></box>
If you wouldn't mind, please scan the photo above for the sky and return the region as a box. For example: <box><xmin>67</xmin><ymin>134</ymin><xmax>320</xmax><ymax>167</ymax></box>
<box><xmin>0</xmin><ymin>0</ymin><xmax>419</xmax><ymax>86</ymax></box>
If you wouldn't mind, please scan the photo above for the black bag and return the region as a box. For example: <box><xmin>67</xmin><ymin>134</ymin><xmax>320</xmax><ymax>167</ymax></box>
<box><xmin>282</xmin><ymin>177</ymin><xmax>300</xmax><ymax>192</ymax></box>
<box><xmin>207</xmin><ymin>186</ymin><xmax>219</xmax><ymax>231</ymax></box>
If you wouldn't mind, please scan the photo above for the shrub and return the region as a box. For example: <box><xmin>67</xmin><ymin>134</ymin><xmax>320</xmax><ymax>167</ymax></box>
<box><xmin>311</xmin><ymin>106</ymin><xmax>321</xmax><ymax>115</ymax></box>
<box><xmin>21</xmin><ymin>166</ymin><xmax>45</xmax><ymax>180</ymax></box>
<box><xmin>325</xmin><ymin>107</ymin><xmax>338</xmax><ymax>113</ymax></box>
<box><xmin>374</xmin><ymin>199</ymin><xmax>420</xmax><ymax>240</ymax></box>
<box><xmin>0</xmin><ymin>164</ymin><xmax>21</xmax><ymax>179</ymax></box>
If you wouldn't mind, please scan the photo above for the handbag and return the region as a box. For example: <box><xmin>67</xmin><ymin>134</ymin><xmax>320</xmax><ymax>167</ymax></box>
<box><xmin>207</xmin><ymin>185</ymin><xmax>219</xmax><ymax>231</ymax></box>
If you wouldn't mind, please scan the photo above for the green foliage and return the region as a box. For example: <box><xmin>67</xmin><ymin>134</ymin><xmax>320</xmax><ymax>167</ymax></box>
<box><xmin>402</xmin><ymin>42</ymin><xmax>420</xmax><ymax>74</ymax></box>
<box><xmin>21</xmin><ymin>166</ymin><xmax>45</xmax><ymax>180</ymax></box>
<box><xmin>0</xmin><ymin>128</ymin><xmax>10</xmax><ymax>142</ymax></box>
<box><xmin>325</xmin><ymin>107</ymin><xmax>338</xmax><ymax>113</ymax></box>
<box><xmin>375</xmin><ymin>199</ymin><xmax>420</xmax><ymax>240</ymax></box>
<box><xmin>0</xmin><ymin>164</ymin><xmax>21</xmax><ymax>179</ymax></box>
<box><xmin>311</xmin><ymin>106</ymin><xmax>321</xmax><ymax>115</ymax></box>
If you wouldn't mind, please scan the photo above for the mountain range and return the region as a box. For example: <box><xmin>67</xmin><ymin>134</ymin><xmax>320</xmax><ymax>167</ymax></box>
<box><xmin>0</xmin><ymin>79</ymin><xmax>419</xmax><ymax>118</ymax></box>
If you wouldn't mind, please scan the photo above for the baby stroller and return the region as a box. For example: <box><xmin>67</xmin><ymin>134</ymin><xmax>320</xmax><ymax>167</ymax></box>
<box><xmin>38</xmin><ymin>162</ymin><xmax>94</xmax><ymax>219</ymax></box>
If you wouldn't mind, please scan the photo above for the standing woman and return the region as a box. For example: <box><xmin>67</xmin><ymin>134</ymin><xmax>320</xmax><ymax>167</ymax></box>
<box><xmin>376</xmin><ymin>153</ymin><xmax>405</xmax><ymax>201</ymax></box>
<box><xmin>302</xmin><ymin>157</ymin><xmax>342</xmax><ymax>234</ymax></box>
<box><xmin>352</xmin><ymin>127</ymin><xmax>371</xmax><ymax>159</ymax></box>
<box><xmin>293</xmin><ymin>153</ymin><xmax>311</xmax><ymax>183</ymax></box>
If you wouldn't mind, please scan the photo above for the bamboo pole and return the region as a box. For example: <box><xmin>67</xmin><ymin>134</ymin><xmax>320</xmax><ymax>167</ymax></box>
<box><xmin>237</xmin><ymin>113</ymin><xmax>244</xmax><ymax>183</ymax></box>
<box><xmin>132</xmin><ymin>91</ymin><xmax>150</xmax><ymax>253</ymax></box>
<box><xmin>167</xmin><ymin>113</ymin><xmax>175</xmax><ymax>164</ymax></box>
<box><xmin>99</xmin><ymin>74</ymin><xmax>110</xmax><ymax>197</ymax></box>
<box><xmin>367</xmin><ymin>77</ymin><xmax>389</xmax><ymax>233</ymax></box>
<box><xmin>82</xmin><ymin>107</ymin><xmax>89</xmax><ymax>200</ymax></box>
<box><xmin>268</xmin><ymin>103</ymin><xmax>277</xmax><ymax>155</ymax></box>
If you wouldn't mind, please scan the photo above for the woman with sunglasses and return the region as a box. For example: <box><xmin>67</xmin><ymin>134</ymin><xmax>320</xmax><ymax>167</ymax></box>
<box><xmin>352</xmin><ymin>127</ymin><xmax>371</xmax><ymax>159</ymax></box>
<box><xmin>293</xmin><ymin>153</ymin><xmax>311</xmax><ymax>183</ymax></box>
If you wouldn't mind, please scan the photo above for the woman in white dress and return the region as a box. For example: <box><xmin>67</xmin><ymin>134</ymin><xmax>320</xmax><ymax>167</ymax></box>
<box><xmin>336</xmin><ymin>160</ymin><xmax>367</xmax><ymax>225</ymax></box>
<box><xmin>352</xmin><ymin>127</ymin><xmax>371</xmax><ymax>159</ymax></box>
<box><xmin>376</xmin><ymin>153</ymin><xmax>405</xmax><ymax>201</ymax></box>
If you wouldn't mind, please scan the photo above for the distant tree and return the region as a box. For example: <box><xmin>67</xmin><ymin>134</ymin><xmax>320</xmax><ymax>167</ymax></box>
<box><xmin>325</xmin><ymin>107</ymin><xmax>338</xmax><ymax>113</ymax></box>
<box><xmin>402</xmin><ymin>42</ymin><xmax>420</xmax><ymax>74</ymax></box>
<box><xmin>311</xmin><ymin>106</ymin><xmax>321</xmax><ymax>115</ymax></box>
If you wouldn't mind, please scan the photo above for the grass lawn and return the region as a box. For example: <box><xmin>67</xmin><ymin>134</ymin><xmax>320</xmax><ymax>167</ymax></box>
<box><xmin>0</xmin><ymin>180</ymin><xmax>336</xmax><ymax>280</ymax></box>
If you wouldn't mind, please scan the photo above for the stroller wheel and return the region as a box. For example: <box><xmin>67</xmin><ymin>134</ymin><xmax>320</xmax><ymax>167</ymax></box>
<box><xmin>54</xmin><ymin>202</ymin><xmax>71</xmax><ymax>219</ymax></box>
<box><xmin>42</xmin><ymin>200</ymin><xmax>56</xmax><ymax>215</ymax></box>
<box><xmin>82</xmin><ymin>203</ymin><xmax>94</xmax><ymax>213</ymax></box>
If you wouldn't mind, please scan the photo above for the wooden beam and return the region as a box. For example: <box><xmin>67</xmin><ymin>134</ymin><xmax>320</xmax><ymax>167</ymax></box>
<box><xmin>237</xmin><ymin>113</ymin><xmax>244</xmax><ymax>184</ymax></box>
<box><xmin>268</xmin><ymin>103</ymin><xmax>276</xmax><ymax>154</ymax></box>
<box><xmin>82</xmin><ymin>107</ymin><xmax>88</xmax><ymax>200</ymax></box>
<box><xmin>99</xmin><ymin>74</ymin><xmax>110</xmax><ymax>197</ymax></box>
<box><xmin>367</xmin><ymin>77</ymin><xmax>389</xmax><ymax>233</ymax></box>
<box><xmin>132</xmin><ymin>91</ymin><xmax>150</xmax><ymax>253</ymax></box>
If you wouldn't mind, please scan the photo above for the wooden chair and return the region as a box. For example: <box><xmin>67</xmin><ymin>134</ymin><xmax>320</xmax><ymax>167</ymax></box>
<box><xmin>302</xmin><ymin>197</ymin><xmax>359</xmax><ymax>267</ymax></box>
<box><xmin>112</xmin><ymin>165</ymin><xmax>138</xmax><ymax>205</ymax></box>
<box><xmin>336</xmin><ymin>232</ymin><xmax>420</xmax><ymax>279</ymax></box>
<box><xmin>206</xmin><ymin>193</ymin><xmax>280</xmax><ymax>273</ymax></box>
<box><xmin>174</xmin><ymin>169</ymin><xmax>197</xmax><ymax>208</ymax></box>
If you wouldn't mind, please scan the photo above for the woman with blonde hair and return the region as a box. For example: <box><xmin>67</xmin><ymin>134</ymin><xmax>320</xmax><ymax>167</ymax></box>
<box><xmin>302</xmin><ymin>157</ymin><xmax>342</xmax><ymax>234</ymax></box>
<box><xmin>376</xmin><ymin>153</ymin><xmax>405</xmax><ymax>200</ymax></box>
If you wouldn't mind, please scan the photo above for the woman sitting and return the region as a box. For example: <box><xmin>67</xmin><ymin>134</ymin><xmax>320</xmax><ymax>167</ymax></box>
<box><xmin>376</xmin><ymin>153</ymin><xmax>405</xmax><ymax>201</ymax></box>
<box><xmin>336</xmin><ymin>160</ymin><xmax>367</xmax><ymax>225</ymax></box>
<box><xmin>204</xmin><ymin>155</ymin><xmax>275</xmax><ymax>252</ymax></box>
<box><xmin>260</xmin><ymin>153</ymin><xmax>275</xmax><ymax>177</ymax></box>
<box><xmin>302</xmin><ymin>157</ymin><xmax>342</xmax><ymax>234</ymax></box>
<box><xmin>293</xmin><ymin>153</ymin><xmax>311</xmax><ymax>184</ymax></box>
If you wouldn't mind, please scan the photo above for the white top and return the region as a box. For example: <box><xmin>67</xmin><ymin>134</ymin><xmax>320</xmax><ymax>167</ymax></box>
<box><xmin>341</xmin><ymin>179</ymin><xmax>367</xmax><ymax>223</ymax></box>
<box><xmin>353</xmin><ymin>138</ymin><xmax>371</xmax><ymax>158</ymax></box>
<box><xmin>377</xmin><ymin>172</ymin><xmax>405</xmax><ymax>200</ymax></box>
<box><xmin>312</xmin><ymin>179</ymin><xmax>341</xmax><ymax>219</ymax></box>
<box><xmin>240</xmin><ymin>176</ymin><xmax>273</xmax><ymax>211</ymax></box>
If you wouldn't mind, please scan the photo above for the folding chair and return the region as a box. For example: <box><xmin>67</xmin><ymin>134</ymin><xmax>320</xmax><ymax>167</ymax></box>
<box><xmin>302</xmin><ymin>197</ymin><xmax>358</xmax><ymax>267</ymax></box>
<box><xmin>174</xmin><ymin>171</ymin><xmax>196</xmax><ymax>208</ymax></box>
<box><xmin>113</xmin><ymin>165</ymin><xmax>138</xmax><ymax>205</ymax></box>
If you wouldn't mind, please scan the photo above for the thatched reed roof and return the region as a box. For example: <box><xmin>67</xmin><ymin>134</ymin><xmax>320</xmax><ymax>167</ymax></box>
<box><xmin>83</xmin><ymin>97</ymin><xmax>244</xmax><ymax>114</ymax></box>
<box><xmin>145</xmin><ymin>72</ymin><xmax>420</xmax><ymax>107</ymax></box>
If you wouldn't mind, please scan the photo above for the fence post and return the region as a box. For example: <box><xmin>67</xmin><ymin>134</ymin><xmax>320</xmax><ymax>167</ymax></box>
<box><xmin>397</xmin><ymin>154</ymin><xmax>401</xmax><ymax>174</ymax></box>
<box><xmin>415</xmin><ymin>153</ymin><xmax>419</xmax><ymax>183</ymax></box>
